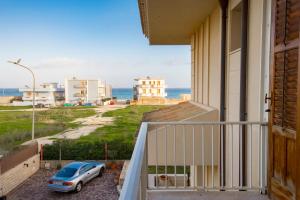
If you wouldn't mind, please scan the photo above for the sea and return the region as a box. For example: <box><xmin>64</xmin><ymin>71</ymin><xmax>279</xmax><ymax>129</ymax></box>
<box><xmin>0</xmin><ymin>88</ymin><xmax>191</xmax><ymax>100</ymax></box>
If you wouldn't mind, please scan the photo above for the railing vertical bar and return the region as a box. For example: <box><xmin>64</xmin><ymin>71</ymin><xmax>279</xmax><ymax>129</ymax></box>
<box><xmin>259</xmin><ymin>124</ymin><xmax>262</xmax><ymax>189</ymax></box>
<box><xmin>239</xmin><ymin>124</ymin><xmax>241</xmax><ymax>188</ymax></box>
<box><xmin>231</xmin><ymin>124</ymin><xmax>233</xmax><ymax>188</ymax></box>
<box><xmin>201</xmin><ymin>125</ymin><xmax>205</xmax><ymax>189</ymax></box>
<box><xmin>211</xmin><ymin>125</ymin><xmax>214</xmax><ymax>189</ymax></box>
<box><xmin>261</xmin><ymin>125</ymin><xmax>266</xmax><ymax>193</ymax></box>
<box><xmin>192</xmin><ymin>125</ymin><xmax>195</xmax><ymax>189</ymax></box>
<box><xmin>220</xmin><ymin>124</ymin><xmax>223</xmax><ymax>189</ymax></box>
<box><xmin>174</xmin><ymin>125</ymin><xmax>177</xmax><ymax>188</ymax></box>
<box><xmin>165</xmin><ymin>126</ymin><xmax>167</xmax><ymax>188</ymax></box>
<box><xmin>155</xmin><ymin>127</ymin><xmax>158</xmax><ymax>188</ymax></box>
<box><xmin>250</xmin><ymin>124</ymin><xmax>252</xmax><ymax>189</ymax></box>
<box><xmin>183</xmin><ymin>125</ymin><xmax>186</xmax><ymax>188</ymax></box>
<box><xmin>119</xmin><ymin>122</ymin><xmax>269</xmax><ymax>200</ymax></box>
<box><xmin>139</xmin><ymin>178</ymin><xmax>141</xmax><ymax>200</ymax></box>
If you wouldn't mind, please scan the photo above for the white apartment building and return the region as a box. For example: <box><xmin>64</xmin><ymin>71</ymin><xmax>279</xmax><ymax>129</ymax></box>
<box><xmin>133</xmin><ymin>77</ymin><xmax>167</xmax><ymax>100</ymax></box>
<box><xmin>64</xmin><ymin>77</ymin><xmax>112</xmax><ymax>104</ymax></box>
<box><xmin>19</xmin><ymin>83</ymin><xmax>64</xmax><ymax>106</ymax></box>
<box><xmin>120</xmin><ymin>0</ymin><xmax>300</xmax><ymax>199</ymax></box>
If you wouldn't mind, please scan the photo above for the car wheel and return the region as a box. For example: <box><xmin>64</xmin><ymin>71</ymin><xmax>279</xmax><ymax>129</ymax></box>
<box><xmin>75</xmin><ymin>182</ymin><xmax>83</xmax><ymax>193</ymax></box>
<box><xmin>98</xmin><ymin>167</ymin><xmax>105</xmax><ymax>177</ymax></box>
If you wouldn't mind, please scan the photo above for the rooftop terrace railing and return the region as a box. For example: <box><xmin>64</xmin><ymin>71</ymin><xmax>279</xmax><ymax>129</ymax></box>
<box><xmin>119</xmin><ymin>121</ymin><xmax>268</xmax><ymax>200</ymax></box>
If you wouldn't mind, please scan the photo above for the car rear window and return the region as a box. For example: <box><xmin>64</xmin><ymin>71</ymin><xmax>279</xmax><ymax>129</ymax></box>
<box><xmin>56</xmin><ymin>167</ymin><xmax>77</xmax><ymax>178</ymax></box>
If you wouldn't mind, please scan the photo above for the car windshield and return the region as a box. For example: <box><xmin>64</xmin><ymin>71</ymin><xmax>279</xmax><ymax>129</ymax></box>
<box><xmin>56</xmin><ymin>167</ymin><xmax>77</xmax><ymax>178</ymax></box>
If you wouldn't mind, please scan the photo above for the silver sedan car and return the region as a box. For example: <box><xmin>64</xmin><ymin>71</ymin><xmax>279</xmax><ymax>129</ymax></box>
<box><xmin>48</xmin><ymin>161</ymin><xmax>105</xmax><ymax>193</ymax></box>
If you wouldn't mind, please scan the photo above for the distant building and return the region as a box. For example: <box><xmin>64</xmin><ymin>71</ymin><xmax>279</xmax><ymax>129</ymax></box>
<box><xmin>65</xmin><ymin>77</ymin><xmax>112</xmax><ymax>104</ymax></box>
<box><xmin>133</xmin><ymin>77</ymin><xmax>167</xmax><ymax>100</ymax></box>
<box><xmin>19</xmin><ymin>83</ymin><xmax>64</xmax><ymax>106</ymax></box>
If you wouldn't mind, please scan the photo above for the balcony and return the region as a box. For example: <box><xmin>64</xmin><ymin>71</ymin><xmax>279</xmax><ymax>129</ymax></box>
<box><xmin>119</xmin><ymin>121</ymin><xmax>269</xmax><ymax>200</ymax></box>
<box><xmin>73</xmin><ymin>93</ymin><xmax>85</xmax><ymax>97</ymax></box>
<box><xmin>134</xmin><ymin>84</ymin><xmax>166</xmax><ymax>88</ymax></box>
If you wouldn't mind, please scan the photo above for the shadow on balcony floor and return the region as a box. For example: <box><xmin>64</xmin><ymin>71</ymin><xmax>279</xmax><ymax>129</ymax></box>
<box><xmin>147</xmin><ymin>191</ymin><xmax>269</xmax><ymax>200</ymax></box>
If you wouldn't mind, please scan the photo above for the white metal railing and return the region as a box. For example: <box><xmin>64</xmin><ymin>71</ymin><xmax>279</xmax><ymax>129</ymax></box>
<box><xmin>119</xmin><ymin>121</ymin><xmax>268</xmax><ymax>200</ymax></box>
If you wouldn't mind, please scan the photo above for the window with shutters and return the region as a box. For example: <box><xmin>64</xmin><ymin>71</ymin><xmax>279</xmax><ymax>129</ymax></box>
<box><xmin>272</xmin><ymin>0</ymin><xmax>299</xmax><ymax>132</ymax></box>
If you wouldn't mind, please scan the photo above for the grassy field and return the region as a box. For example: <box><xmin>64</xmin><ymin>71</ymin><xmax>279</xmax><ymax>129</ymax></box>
<box><xmin>0</xmin><ymin>106</ymin><xmax>32</xmax><ymax>110</ymax></box>
<box><xmin>79</xmin><ymin>105</ymin><xmax>163</xmax><ymax>143</ymax></box>
<box><xmin>0</xmin><ymin>107</ymin><xmax>96</xmax><ymax>152</ymax></box>
<box><xmin>43</xmin><ymin>105</ymin><xmax>164</xmax><ymax>160</ymax></box>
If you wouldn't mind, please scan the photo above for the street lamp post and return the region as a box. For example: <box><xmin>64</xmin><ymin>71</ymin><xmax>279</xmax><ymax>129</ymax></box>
<box><xmin>8</xmin><ymin>59</ymin><xmax>36</xmax><ymax>140</ymax></box>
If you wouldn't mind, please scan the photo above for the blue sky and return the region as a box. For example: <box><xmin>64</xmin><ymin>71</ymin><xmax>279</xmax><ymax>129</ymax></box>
<box><xmin>0</xmin><ymin>0</ymin><xmax>190</xmax><ymax>88</ymax></box>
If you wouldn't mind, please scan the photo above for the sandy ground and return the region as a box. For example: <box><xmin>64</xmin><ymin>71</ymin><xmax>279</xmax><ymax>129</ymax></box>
<box><xmin>23</xmin><ymin>105</ymin><xmax>127</xmax><ymax>146</ymax></box>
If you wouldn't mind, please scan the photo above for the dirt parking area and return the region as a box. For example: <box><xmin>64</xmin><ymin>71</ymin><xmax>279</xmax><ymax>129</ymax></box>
<box><xmin>7</xmin><ymin>169</ymin><xmax>119</xmax><ymax>200</ymax></box>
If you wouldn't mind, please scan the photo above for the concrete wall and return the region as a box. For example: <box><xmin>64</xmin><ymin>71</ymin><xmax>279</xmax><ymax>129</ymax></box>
<box><xmin>147</xmin><ymin>108</ymin><xmax>219</xmax><ymax>166</ymax></box>
<box><xmin>191</xmin><ymin>7</ymin><xmax>221</xmax><ymax>109</ymax></box>
<box><xmin>105</xmin><ymin>84</ymin><xmax>112</xmax><ymax>98</ymax></box>
<box><xmin>65</xmin><ymin>79</ymin><xmax>78</xmax><ymax>103</ymax></box>
<box><xmin>87</xmin><ymin>80</ymin><xmax>98</xmax><ymax>103</ymax></box>
<box><xmin>0</xmin><ymin>154</ymin><xmax>40</xmax><ymax>196</ymax></box>
<box><xmin>190</xmin><ymin>0</ymin><xmax>271</xmax><ymax>188</ymax></box>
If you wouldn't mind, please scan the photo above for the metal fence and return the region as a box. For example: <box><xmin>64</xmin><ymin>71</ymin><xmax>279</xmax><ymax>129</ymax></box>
<box><xmin>119</xmin><ymin>121</ymin><xmax>268</xmax><ymax>200</ymax></box>
<box><xmin>0</xmin><ymin>142</ymin><xmax>38</xmax><ymax>175</ymax></box>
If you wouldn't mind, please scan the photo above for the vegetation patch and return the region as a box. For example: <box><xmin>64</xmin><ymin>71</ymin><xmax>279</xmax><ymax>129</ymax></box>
<box><xmin>0</xmin><ymin>107</ymin><xmax>96</xmax><ymax>153</ymax></box>
<box><xmin>0</xmin><ymin>106</ymin><xmax>32</xmax><ymax>110</ymax></box>
<box><xmin>43</xmin><ymin>105</ymin><xmax>164</xmax><ymax>160</ymax></box>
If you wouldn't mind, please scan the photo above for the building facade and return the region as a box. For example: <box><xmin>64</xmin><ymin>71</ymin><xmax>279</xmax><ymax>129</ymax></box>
<box><xmin>119</xmin><ymin>0</ymin><xmax>300</xmax><ymax>199</ymax></box>
<box><xmin>64</xmin><ymin>77</ymin><xmax>112</xmax><ymax>104</ymax></box>
<box><xmin>133</xmin><ymin>77</ymin><xmax>167</xmax><ymax>100</ymax></box>
<box><xmin>19</xmin><ymin>83</ymin><xmax>64</xmax><ymax>106</ymax></box>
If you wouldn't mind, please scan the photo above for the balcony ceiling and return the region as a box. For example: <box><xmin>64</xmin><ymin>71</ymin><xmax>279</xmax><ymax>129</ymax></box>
<box><xmin>139</xmin><ymin>0</ymin><xmax>219</xmax><ymax>45</ymax></box>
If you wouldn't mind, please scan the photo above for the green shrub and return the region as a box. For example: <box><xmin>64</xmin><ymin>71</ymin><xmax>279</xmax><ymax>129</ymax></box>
<box><xmin>43</xmin><ymin>139</ymin><xmax>134</xmax><ymax>160</ymax></box>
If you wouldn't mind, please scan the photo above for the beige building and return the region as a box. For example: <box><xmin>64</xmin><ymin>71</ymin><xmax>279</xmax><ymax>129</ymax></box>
<box><xmin>133</xmin><ymin>77</ymin><xmax>167</xmax><ymax>100</ymax></box>
<box><xmin>120</xmin><ymin>0</ymin><xmax>300</xmax><ymax>200</ymax></box>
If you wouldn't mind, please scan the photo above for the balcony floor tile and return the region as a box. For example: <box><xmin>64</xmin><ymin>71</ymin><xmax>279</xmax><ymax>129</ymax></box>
<box><xmin>147</xmin><ymin>191</ymin><xmax>269</xmax><ymax>200</ymax></box>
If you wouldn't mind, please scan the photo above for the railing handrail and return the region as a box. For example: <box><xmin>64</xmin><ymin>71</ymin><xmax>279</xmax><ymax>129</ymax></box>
<box><xmin>119</xmin><ymin>122</ymin><xmax>148</xmax><ymax>200</ymax></box>
<box><xmin>119</xmin><ymin>121</ymin><xmax>268</xmax><ymax>200</ymax></box>
<box><xmin>148</xmin><ymin>121</ymin><xmax>268</xmax><ymax>125</ymax></box>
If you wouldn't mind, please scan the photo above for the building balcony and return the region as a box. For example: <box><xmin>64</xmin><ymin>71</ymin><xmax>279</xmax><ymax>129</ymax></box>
<box><xmin>119</xmin><ymin>121</ymin><xmax>269</xmax><ymax>200</ymax></box>
<box><xmin>73</xmin><ymin>93</ymin><xmax>85</xmax><ymax>97</ymax></box>
<box><xmin>134</xmin><ymin>84</ymin><xmax>166</xmax><ymax>88</ymax></box>
<box><xmin>73</xmin><ymin>85</ymin><xmax>86</xmax><ymax>89</ymax></box>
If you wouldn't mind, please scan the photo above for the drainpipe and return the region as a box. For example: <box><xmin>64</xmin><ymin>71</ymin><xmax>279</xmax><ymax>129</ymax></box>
<box><xmin>239</xmin><ymin>0</ymin><xmax>248</xmax><ymax>188</ymax></box>
<box><xmin>219</xmin><ymin>0</ymin><xmax>228</xmax><ymax>189</ymax></box>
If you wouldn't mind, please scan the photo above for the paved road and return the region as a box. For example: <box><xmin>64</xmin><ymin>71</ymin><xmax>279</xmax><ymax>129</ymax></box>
<box><xmin>7</xmin><ymin>169</ymin><xmax>119</xmax><ymax>200</ymax></box>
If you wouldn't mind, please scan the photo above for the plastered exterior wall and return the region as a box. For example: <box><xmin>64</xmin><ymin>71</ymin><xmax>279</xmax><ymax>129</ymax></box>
<box><xmin>225</xmin><ymin>0</ymin><xmax>270</xmax><ymax>188</ymax></box>
<box><xmin>191</xmin><ymin>7</ymin><xmax>221</xmax><ymax>109</ymax></box>
<box><xmin>190</xmin><ymin>0</ymin><xmax>270</xmax><ymax>188</ymax></box>
<box><xmin>0</xmin><ymin>154</ymin><xmax>40</xmax><ymax>196</ymax></box>
<box><xmin>87</xmin><ymin>80</ymin><xmax>98</xmax><ymax>102</ymax></box>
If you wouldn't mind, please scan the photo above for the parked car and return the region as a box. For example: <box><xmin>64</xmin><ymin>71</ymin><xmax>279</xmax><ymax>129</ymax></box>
<box><xmin>36</xmin><ymin>103</ymin><xmax>45</xmax><ymax>108</ymax></box>
<box><xmin>48</xmin><ymin>161</ymin><xmax>105</xmax><ymax>193</ymax></box>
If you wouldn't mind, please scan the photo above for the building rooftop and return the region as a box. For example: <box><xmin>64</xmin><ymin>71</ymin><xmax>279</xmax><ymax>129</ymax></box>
<box><xmin>134</xmin><ymin>76</ymin><xmax>164</xmax><ymax>81</ymax></box>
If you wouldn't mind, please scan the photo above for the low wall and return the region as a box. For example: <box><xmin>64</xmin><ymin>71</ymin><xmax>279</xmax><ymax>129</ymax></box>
<box><xmin>131</xmin><ymin>97</ymin><xmax>186</xmax><ymax>105</ymax></box>
<box><xmin>0</xmin><ymin>154</ymin><xmax>40</xmax><ymax>196</ymax></box>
